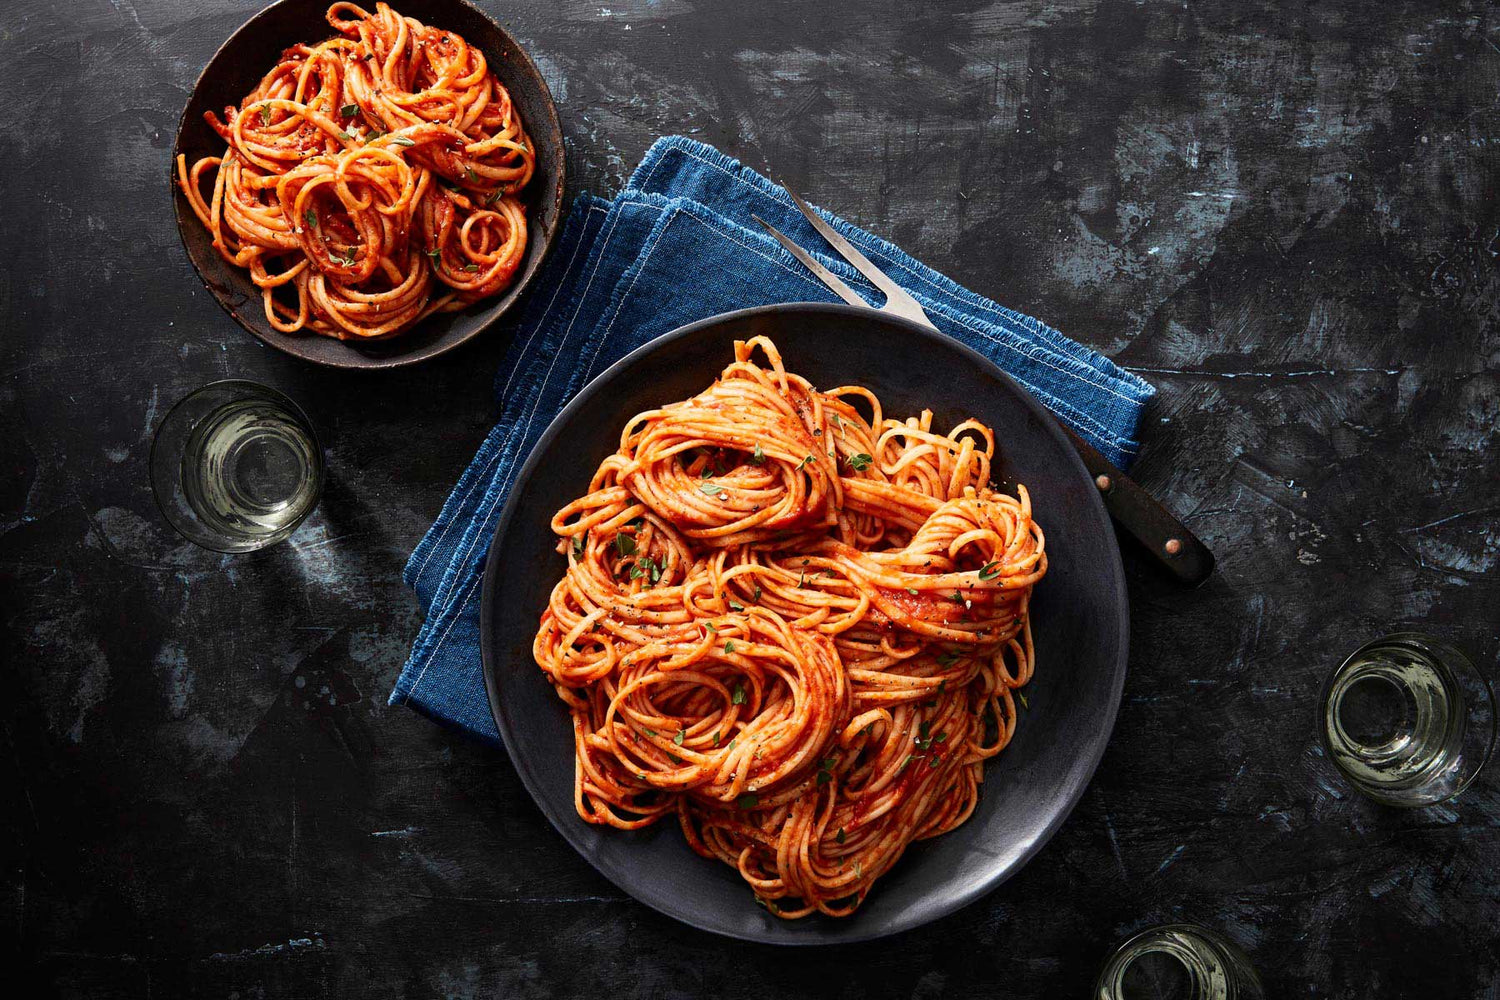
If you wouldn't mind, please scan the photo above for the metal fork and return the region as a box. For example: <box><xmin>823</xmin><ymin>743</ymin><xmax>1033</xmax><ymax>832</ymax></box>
<box><xmin>753</xmin><ymin>192</ymin><xmax>1214</xmax><ymax>586</ymax></box>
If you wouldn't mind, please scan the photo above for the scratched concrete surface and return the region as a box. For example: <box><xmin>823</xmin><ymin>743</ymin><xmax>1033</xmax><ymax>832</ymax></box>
<box><xmin>3</xmin><ymin>0</ymin><xmax>1499</xmax><ymax>996</ymax></box>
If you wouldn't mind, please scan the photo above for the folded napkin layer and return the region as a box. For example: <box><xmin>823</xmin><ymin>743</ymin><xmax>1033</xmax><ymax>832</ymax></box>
<box><xmin>391</xmin><ymin>136</ymin><xmax>1154</xmax><ymax>743</ymax></box>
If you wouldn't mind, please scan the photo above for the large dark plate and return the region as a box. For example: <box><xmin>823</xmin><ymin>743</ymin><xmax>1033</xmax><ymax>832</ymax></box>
<box><xmin>480</xmin><ymin>304</ymin><xmax>1129</xmax><ymax>944</ymax></box>
<box><xmin>171</xmin><ymin>0</ymin><xmax>566</xmax><ymax>369</ymax></box>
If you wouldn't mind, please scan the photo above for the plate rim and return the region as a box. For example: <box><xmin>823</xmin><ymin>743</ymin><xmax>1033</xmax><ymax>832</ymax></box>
<box><xmin>479</xmin><ymin>301</ymin><xmax>1129</xmax><ymax>944</ymax></box>
<box><xmin>169</xmin><ymin>0</ymin><xmax>567</xmax><ymax>370</ymax></box>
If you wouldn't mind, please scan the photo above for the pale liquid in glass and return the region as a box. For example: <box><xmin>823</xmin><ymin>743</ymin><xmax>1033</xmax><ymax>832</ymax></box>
<box><xmin>180</xmin><ymin>398</ymin><xmax>321</xmax><ymax>543</ymax></box>
<box><xmin>1323</xmin><ymin>639</ymin><xmax>1465</xmax><ymax>803</ymax></box>
<box><xmin>1096</xmin><ymin>924</ymin><xmax>1265</xmax><ymax>1000</ymax></box>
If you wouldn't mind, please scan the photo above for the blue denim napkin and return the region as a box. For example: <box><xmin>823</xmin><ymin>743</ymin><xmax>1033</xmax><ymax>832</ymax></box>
<box><xmin>390</xmin><ymin>136</ymin><xmax>1154</xmax><ymax>743</ymax></box>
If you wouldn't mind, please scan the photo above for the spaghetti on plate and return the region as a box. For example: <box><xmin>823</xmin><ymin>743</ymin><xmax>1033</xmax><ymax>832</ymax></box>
<box><xmin>533</xmin><ymin>337</ymin><xmax>1049</xmax><ymax>917</ymax></box>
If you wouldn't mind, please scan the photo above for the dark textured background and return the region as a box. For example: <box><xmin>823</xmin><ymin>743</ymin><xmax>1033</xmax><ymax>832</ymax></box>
<box><xmin>4</xmin><ymin>0</ymin><xmax>1499</xmax><ymax>996</ymax></box>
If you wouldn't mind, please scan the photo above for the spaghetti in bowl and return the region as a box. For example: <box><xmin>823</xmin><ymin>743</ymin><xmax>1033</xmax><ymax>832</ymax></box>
<box><xmin>171</xmin><ymin>0</ymin><xmax>564</xmax><ymax>368</ymax></box>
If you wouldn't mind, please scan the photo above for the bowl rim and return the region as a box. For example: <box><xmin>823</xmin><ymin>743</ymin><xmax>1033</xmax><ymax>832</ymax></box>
<box><xmin>478</xmin><ymin>301</ymin><xmax>1130</xmax><ymax>945</ymax></box>
<box><xmin>169</xmin><ymin>0</ymin><xmax>567</xmax><ymax>370</ymax></box>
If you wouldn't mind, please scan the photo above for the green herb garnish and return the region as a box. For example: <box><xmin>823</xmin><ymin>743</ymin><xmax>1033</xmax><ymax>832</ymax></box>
<box><xmin>673</xmin><ymin>730</ymin><xmax>685</xmax><ymax>746</ymax></box>
<box><xmin>614</xmin><ymin>533</ymin><xmax>637</xmax><ymax>557</ymax></box>
<box><xmin>629</xmin><ymin>556</ymin><xmax>659</xmax><ymax>583</ymax></box>
<box><xmin>847</xmin><ymin>453</ymin><xmax>873</xmax><ymax>471</ymax></box>
<box><xmin>699</xmin><ymin>483</ymin><xmax>725</xmax><ymax>496</ymax></box>
<box><xmin>724</xmin><ymin>640</ymin><xmax>736</xmax><ymax>653</ymax></box>
<box><xmin>391</xmin><ymin>136</ymin><xmax>416</xmax><ymax>146</ymax></box>
<box><xmin>303</xmin><ymin>208</ymin><xmax>317</xmax><ymax>229</ymax></box>
<box><xmin>795</xmin><ymin>454</ymin><xmax>814</xmax><ymax>470</ymax></box>
<box><xmin>731</xmin><ymin>683</ymin><xmax>746</xmax><ymax>705</ymax></box>
<box><xmin>340</xmin><ymin>103</ymin><xmax>358</xmax><ymax>118</ymax></box>
<box><xmin>728</xmin><ymin>600</ymin><xmax>744</xmax><ymax>612</ymax></box>
<box><xmin>737</xmin><ymin>793</ymin><xmax>759</xmax><ymax>809</ymax></box>
<box><xmin>750</xmin><ymin>443</ymin><xmax>765</xmax><ymax>465</ymax></box>
<box><xmin>462</xmin><ymin>263</ymin><xmax>480</xmax><ymax>272</ymax></box>
<box><xmin>571</xmin><ymin>533</ymin><xmax>586</xmax><ymax>559</ymax></box>
<box><xmin>978</xmin><ymin>561</ymin><xmax>1000</xmax><ymax>580</ymax></box>
<box><xmin>258</xmin><ymin>103</ymin><xmax>272</xmax><ymax>126</ymax></box>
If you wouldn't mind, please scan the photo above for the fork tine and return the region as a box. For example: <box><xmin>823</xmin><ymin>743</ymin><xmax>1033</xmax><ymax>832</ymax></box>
<box><xmin>784</xmin><ymin>189</ymin><xmax>938</xmax><ymax>330</ymax></box>
<box><xmin>784</xmin><ymin>189</ymin><xmax>906</xmax><ymax>304</ymax></box>
<box><xmin>752</xmin><ymin>214</ymin><xmax>870</xmax><ymax>309</ymax></box>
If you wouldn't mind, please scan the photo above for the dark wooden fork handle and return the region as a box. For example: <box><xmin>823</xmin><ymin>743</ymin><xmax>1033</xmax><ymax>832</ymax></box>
<box><xmin>1060</xmin><ymin>426</ymin><xmax>1215</xmax><ymax>586</ymax></box>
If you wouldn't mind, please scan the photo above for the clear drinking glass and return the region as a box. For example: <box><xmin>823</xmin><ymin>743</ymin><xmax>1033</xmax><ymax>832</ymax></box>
<box><xmin>1319</xmin><ymin>632</ymin><xmax>1495</xmax><ymax>807</ymax></box>
<box><xmin>150</xmin><ymin>380</ymin><xmax>324</xmax><ymax>552</ymax></box>
<box><xmin>1096</xmin><ymin>924</ymin><xmax>1265</xmax><ymax>1000</ymax></box>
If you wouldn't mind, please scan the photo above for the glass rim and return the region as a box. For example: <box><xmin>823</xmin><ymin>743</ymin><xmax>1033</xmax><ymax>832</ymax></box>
<box><xmin>149</xmin><ymin>378</ymin><xmax>325</xmax><ymax>554</ymax></box>
<box><xmin>1316</xmin><ymin>631</ymin><xmax>1497</xmax><ymax>808</ymax></box>
<box><xmin>1095</xmin><ymin>923</ymin><xmax>1257</xmax><ymax>999</ymax></box>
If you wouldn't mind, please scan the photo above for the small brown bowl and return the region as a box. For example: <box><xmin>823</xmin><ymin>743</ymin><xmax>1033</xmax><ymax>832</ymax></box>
<box><xmin>171</xmin><ymin>0</ymin><xmax>567</xmax><ymax>369</ymax></box>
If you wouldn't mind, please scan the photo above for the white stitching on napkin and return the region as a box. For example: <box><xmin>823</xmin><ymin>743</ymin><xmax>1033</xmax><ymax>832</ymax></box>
<box><xmin>582</xmin><ymin>201</ymin><xmax>681</xmax><ymax>381</ymax></box>
<box><xmin>409</xmin><ymin>573</ymin><xmax>480</xmax><ymax>702</ymax></box>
